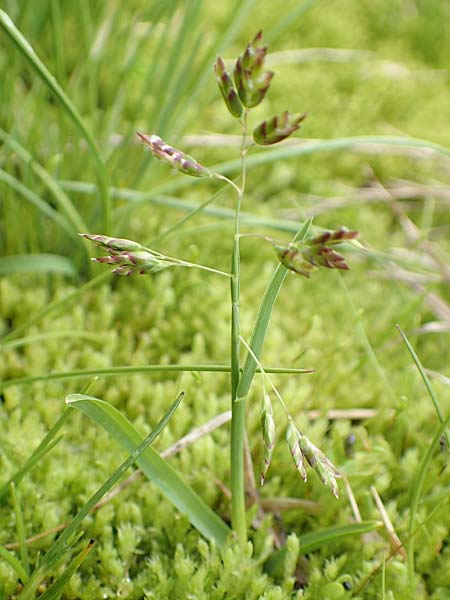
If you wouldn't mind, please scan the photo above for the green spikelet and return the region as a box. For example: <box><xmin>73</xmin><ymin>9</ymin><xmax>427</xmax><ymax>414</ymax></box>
<box><xmin>298</xmin><ymin>434</ymin><xmax>341</xmax><ymax>499</ymax></box>
<box><xmin>286</xmin><ymin>420</ymin><xmax>341</xmax><ymax>498</ymax></box>
<box><xmin>260</xmin><ymin>390</ymin><xmax>276</xmax><ymax>486</ymax></box>
<box><xmin>286</xmin><ymin>420</ymin><xmax>307</xmax><ymax>482</ymax></box>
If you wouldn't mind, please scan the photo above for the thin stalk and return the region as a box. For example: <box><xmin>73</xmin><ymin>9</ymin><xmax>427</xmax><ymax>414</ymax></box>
<box><xmin>230</xmin><ymin>110</ymin><xmax>248</xmax><ymax>545</ymax></box>
<box><xmin>180</xmin><ymin>261</ymin><xmax>231</xmax><ymax>278</ymax></box>
<box><xmin>239</xmin><ymin>335</ymin><xmax>290</xmax><ymax>417</ymax></box>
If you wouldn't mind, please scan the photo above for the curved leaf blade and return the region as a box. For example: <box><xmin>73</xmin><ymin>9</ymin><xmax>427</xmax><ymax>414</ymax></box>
<box><xmin>66</xmin><ymin>393</ymin><xmax>230</xmax><ymax>548</ymax></box>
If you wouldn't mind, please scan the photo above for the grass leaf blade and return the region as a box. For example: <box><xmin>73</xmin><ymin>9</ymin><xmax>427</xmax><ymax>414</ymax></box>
<box><xmin>237</xmin><ymin>217</ymin><xmax>313</xmax><ymax>399</ymax></box>
<box><xmin>397</xmin><ymin>325</ymin><xmax>449</xmax><ymax>446</ymax></box>
<box><xmin>19</xmin><ymin>391</ymin><xmax>186</xmax><ymax>599</ymax></box>
<box><xmin>0</xmin><ymin>254</ymin><xmax>77</xmax><ymax>277</ymax></box>
<box><xmin>299</xmin><ymin>521</ymin><xmax>382</xmax><ymax>554</ymax></box>
<box><xmin>66</xmin><ymin>393</ymin><xmax>230</xmax><ymax>548</ymax></box>
<box><xmin>38</xmin><ymin>538</ymin><xmax>95</xmax><ymax>600</ymax></box>
<box><xmin>0</xmin><ymin>9</ymin><xmax>110</xmax><ymax>231</ymax></box>
<box><xmin>0</xmin><ymin>545</ymin><xmax>29</xmax><ymax>585</ymax></box>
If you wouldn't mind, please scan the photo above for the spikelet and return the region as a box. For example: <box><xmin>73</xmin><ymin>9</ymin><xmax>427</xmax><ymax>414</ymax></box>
<box><xmin>286</xmin><ymin>421</ymin><xmax>307</xmax><ymax>482</ymax></box>
<box><xmin>286</xmin><ymin>420</ymin><xmax>341</xmax><ymax>498</ymax></box>
<box><xmin>253</xmin><ymin>111</ymin><xmax>307</xmax><ymax>145</ymax></box>
<box><xmin>80</xmin><ymin>234</ymin><xmax>176</xmax><ymax>276</ymax></box>
<box><xmin>234</xmin><ymin>30</ymin><xmax>274</xmax><ymax>108</ymax></box>
<box><xmin>214</xmin><ymin>56</ymin><xmax>243</xmax><ymax>118</ymax></box>
<box><xmin>275</xmin><ymin>227</ymin><xmax>358</xmax><ymax>277</ymax></box>
<box><xmin>79</xmin><ymin>234</ymin><xmax>142</xmax><ymax>255</ymax></box>
<box><xmin>137</xmin><ymin>133</ymin><xmax>211</xmax><ymax>178</ymax></box>
<box><xmin>260</xmin><ymin>390</ymin><xmax>276</xmax><ymax>486</ymax></box>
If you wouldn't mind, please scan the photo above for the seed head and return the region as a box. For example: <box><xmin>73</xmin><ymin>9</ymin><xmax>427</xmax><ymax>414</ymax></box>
<box><xmin>286</xmin><ymin>420</ymin><xmax>341</xmax><ymax>498</ymax></box>
<box><xmin>137</xmin><ymin>133</ymin><xmax>211</xmax><ymax>178</ymax></box>
<box><xmin>93</xmin><ymin>250</ymin><xmax>171</xmax><ymax>276</ymax></box>
<box><xmin>253</xmin><ymin>111</ymin><xmax>307</xmax><ymax>145</ymax></box>
<box><xmin>234</xmin><ymin>30</ymin><xmax>274</xmax><ymax>108</ymax></box>
<box><xmin>214</xmin><ymin>56</ymin><xmax>243</xmax><ymax>118</ymax></box>
<box><xmin>260</xmin><ymin>390</ymin><xmax>276</xmax><ymax>486</ymax></box>
<box><xmin>80</xmin><ymin>233</ymin><xmax>176</xmax><ymax>276</ymax></box>
<box><xmin>274</xmin><ymin>227</ymin><xmax>358</xmax><ymax>277</ymax></box>
<box><xmin>298</xmin><ymin>435</ymin><xmax>341</xmax><ymax>499</ymax></box>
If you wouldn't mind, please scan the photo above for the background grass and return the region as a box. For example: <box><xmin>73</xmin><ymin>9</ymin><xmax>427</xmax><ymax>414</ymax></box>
<box><xmin>0</xmin><ymin>0</ymin><xmax>449</xmax><ymax>598</ymax></box>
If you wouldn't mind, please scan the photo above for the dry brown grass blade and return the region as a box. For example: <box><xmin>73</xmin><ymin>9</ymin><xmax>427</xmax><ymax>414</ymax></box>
<box><xmin>371</xmin><ymin>486</ymin><xmax>407</xmax><ymax>559</ymax></box>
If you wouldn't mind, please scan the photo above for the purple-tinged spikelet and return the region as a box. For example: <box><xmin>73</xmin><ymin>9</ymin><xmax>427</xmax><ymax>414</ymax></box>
<box><xmin>274</xmin><ymin>227</ymin><xmax>358</xmax><ymax>277</ymax></box>
<box><xmin>253</xmin><ymin>111</ymin><xmax>307</xmax><ymax>145</ymax></box>
<box><xmin>137</xmin><ymin>133</ymin><xmax>211</xmax><ymax>178</ymax></box>
<box><xmin>80</xmin><ymin>233</ymin><xmax>175</xmax><ymax>276</ymax></box>
<box><xmin>80</xmin><ymin>233</ymin><xmax>142</xmax><ymax>254</ymax></box>
<box><xmin>234</xmin><ymin>30</ymin><xmax>274</xmax><ymax>108</ymax></box>
<box><xmin>214</xmin><ymin>56</ymin><xmax>243</xmax><ymax>118</ymax></box>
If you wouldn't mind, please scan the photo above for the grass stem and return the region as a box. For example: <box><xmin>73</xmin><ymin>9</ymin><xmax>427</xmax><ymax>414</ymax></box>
<box><xmin>230</xmin><ymin>110</ymin><xmax>249</xmax><ymax>545</ymax></box>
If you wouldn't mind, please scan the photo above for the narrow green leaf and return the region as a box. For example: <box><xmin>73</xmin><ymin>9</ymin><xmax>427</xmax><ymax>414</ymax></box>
<box><xmin>397</xmin><ymin>325</ymin><xmax>449</xmax><ymax>446</ymax></box>
<box><xmin>237</xmin><ymin>217</ymin><xmax>313</xmax><ymax>400</ymax></box>
<box><xmin>0</xmin><ymin>168</ymin><xmax>75</xmax><ymax>239</ymax></box>
<box><xmin>0</xmin><ymin>409</ymin><xmax>69</xmax><ymax>500</ymax></box>
<box><xmin>0</xmin><ymin>9</ymin><xmax>110</xmax><ymax>231</ymax></box>
<box><xmin>0</xmin><ymin>545</ymin><xmax>29</xmax><ymax>585</ymax></box>
<box><xmin>407</xmin><ymin>410</ymin><xmax>450</xmax><ymax>581</ymax></box>
<box><xmin>299</xmin><ymin>521</ymin><xmax>382</xmax><ymax>554</ymax></box>
<box><xmin>38</xmin><ymin>538</ymin><xmax>95</xmax><ymax>600</ymax></box>
<box><xmin>0</xmin><ymin>129</ymin><xmax>88</xmax><ymax>235</ymax></box>
<box><xmin>214</xmin><ymin>136</ymin><xmax>450</xmax><ymax>176</ymax></box>
<box><xmin>66</xmin><ymin>392</ymin><xmax>230</xmax><ymax>548</ymax></box>
<box><xmin>265</xmin><ymin>520</ymin><xmax>381</xmax><ymax>576</ymax></box>
<box><xmin>10</xmin><ymin>483</ymin><xmax>30</xmax><ymax>577</ymax></box>
<box><xmin>0</xmin><ymin>364</ymin><xmax>310</xmax><ymax>392</ymax></box>
<box><xmin>19</xmin><ymin>392</ymin><xmax>185</xmax><ymax>599</ymax></box>
<box><xmin>0</xmin><ymin>254</ymin><xmax>77</xmax><ymax>276</ymax></box>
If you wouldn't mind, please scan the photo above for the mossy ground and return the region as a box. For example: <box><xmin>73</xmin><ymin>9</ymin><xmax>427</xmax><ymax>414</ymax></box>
<box><xmin>0</xmin><ymin>1</ymin><xmax>449</xmax><ymax>598</ymax></box>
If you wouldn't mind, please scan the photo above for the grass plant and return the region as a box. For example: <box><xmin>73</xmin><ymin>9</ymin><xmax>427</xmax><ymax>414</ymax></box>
<box><xmin>0</xmin><ymin>1</ymin><xmax>449</xmax><ymax>598</ymax></box>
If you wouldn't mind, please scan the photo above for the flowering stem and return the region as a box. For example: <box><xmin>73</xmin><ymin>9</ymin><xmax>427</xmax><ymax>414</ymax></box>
<box><xmin>229</xmin><ymin>110</ymin><xmax>249</xmax><ymax>546</ymax></box>
<box><xmin>177</xmin><ymin>261</ymin><xmax>231</xmax><ymax>278</ymax></box>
